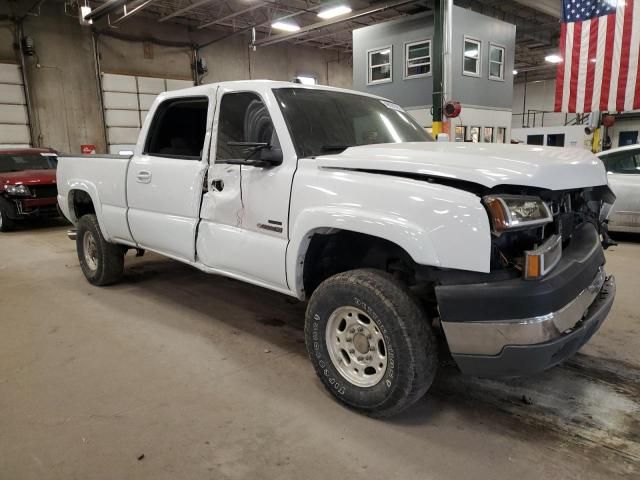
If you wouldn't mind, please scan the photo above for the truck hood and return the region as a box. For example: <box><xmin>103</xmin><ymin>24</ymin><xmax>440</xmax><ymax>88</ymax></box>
<box><xmin>315</xmin><ymin>142</ymin><xmax>608</xmax><ymax>190</ymax></box>
<box><xmin>0</xmin><ymin>169</ymin><xmax>57</xmax><ymax>188</ymax></box>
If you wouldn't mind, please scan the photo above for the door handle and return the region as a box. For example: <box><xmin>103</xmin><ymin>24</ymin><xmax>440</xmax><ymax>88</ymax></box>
<box><xmin>136</xmin><ymin>170</ymin><xmax>152</xmax><ymax>184</ymax></box>
<box><xmin>212</xmin><ymin>179</ymin><xmax>224</xmax><ymax>191</ymax></box>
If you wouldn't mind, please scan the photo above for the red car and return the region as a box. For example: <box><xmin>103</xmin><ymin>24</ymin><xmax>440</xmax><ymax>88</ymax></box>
<box><xmin>0</xmin><ymin>148</ymin><xmax>60</xmax><ymax>232</ymax></box>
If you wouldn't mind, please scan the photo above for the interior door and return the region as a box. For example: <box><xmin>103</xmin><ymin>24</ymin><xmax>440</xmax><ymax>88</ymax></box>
<box><xmin>127</xmin><ymin>93</ymin><xmax>215</xmax><ymax>261</ymax></box>
<box><xmin>196</xmin><ymin>87</ymin><xmax>296</xmax><ymax>290</ymax></box>
<box><xmin>601</xmin><ymin>148</ymin><xmax>640</xmax><ymax>230</ymax></box>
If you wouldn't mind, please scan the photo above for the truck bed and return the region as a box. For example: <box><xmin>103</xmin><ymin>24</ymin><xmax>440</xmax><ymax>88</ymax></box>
<box><xmin>56</xmin><ymin>153</ymin><xmax>134</xmax><ymax>244</ymax></box>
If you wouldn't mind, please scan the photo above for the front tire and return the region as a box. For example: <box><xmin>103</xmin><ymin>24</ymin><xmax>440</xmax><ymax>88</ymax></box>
<box><xmin>0</xmin><ymin>199</ymin><xmax>16</xmax><ymax>232</ymax></box>
<box><xmin>76</xmin><ymin>214</ymin><xmax>124</xmax><ymax>286</ymax></box>
<box><xmin>305</xmin><ymin>269</ymin><xmax>437</xmax><ymax>417</ymax></box>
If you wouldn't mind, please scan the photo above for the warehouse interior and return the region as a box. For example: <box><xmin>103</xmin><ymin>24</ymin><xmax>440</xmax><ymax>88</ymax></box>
<box><xmin>1</xmin><ymin>1</ymin><xmax>639</xmax><ymax>479</ymax></box>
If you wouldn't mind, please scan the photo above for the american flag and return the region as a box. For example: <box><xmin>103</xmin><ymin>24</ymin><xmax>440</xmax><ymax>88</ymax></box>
<box><xmin>554</xmin><ymin>0</ymin><xmax>640</xmax><ymax>113</ymax></box>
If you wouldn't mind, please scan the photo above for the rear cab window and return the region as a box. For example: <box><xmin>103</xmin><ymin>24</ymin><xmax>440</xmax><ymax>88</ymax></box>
<box><xmin>144</xmin><ymin>96</ymin><xmax>209</xmax><ymax>160</ymax></box>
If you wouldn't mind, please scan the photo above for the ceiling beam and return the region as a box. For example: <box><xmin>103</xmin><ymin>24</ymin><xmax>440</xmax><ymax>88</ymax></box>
<box><xmin>512</xmin><ymin>0</ymin><xmax>561</xmax><ymax>19</ymax></box>
<box><xmin>197</xmin><ymin>2</ymin><xmax>269</xmax><ymax>29</ymax></box>
<box><xmin>109</xmin><ymin>0</ymin><xmax>164</xmax><ymax>25</ymax></box>
<box><xmin>158</xmin><ymin>0</ymin><xmax>218</xmax><ymax>23</ymax></box>
<box><xmin>254</xmin><ymin>0</ymin><xmax>422</xmax><ymax>47</ymax></box>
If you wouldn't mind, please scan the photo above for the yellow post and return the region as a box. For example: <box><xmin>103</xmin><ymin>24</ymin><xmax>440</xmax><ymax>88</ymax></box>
<box><xmin>432</xmin><ymin>121</ymin><xmax>442</xmax><ymax>137</ymax></box>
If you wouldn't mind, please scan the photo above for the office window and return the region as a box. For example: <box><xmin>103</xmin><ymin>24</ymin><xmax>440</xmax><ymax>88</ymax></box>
<box><xmin>469</xmin><ymin>126</ymin><xmax>481</xmax><ymax>143</ymax></box>
<box><xmin>368</xmin><ymin>47</ymin><xmax>392</xmax><ymax>85</ymax></box>
<box><xmin>547</xmin><ymin>133</ymin><xmax>565</xmax><ymax>147</ymax></box>
<box><xmin>455</xmin><ymin>126</ymin><xmax>467</xmax><ymax>142</ymax></box>
<box><xmin>496</xmin><ymin>127</ymin><xmax>506</xmax><ymax>143</ymax></box>
<box><xmin>489</xmin><ymin>44</ymin><xmax>505</xmax><ymax>81</ymax></box>
<box><xmin>483</xmin><ymin>127</ymin><xmax>494</xmax><ymax>143</ymax></box>
<box><xmin>527</xmin><ymin>134</ymin><xmax>544</xmax><ymax>145</ymax></box>
<box><xmin>463</xmin><ymin>37</ymin><xmax>481</xmax><ymax>77</ymax></box>
<box><xmin>405</xmin><ymin>40</ymin><xmax>431</xmax><ymax>78</ymax></box>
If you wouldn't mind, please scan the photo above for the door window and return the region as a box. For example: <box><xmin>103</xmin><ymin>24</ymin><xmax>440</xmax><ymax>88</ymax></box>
<box><xmin>216</xmin><ymin>92</ymin><xmax>280</xmax><ymax>160</ymax></box>
<box><xmin>469</xmin><ymin>126</ymin><xmax>480</xmax><ymax>143</ymax></box>
<box><xmin>144</xmin><ymin>97</ymin><xmax>208</xmax><ymax>159</ymax></box>
<box><xmin>496</xmin><ymin>127</ymin><xmax>506</xmax><ymax>143</ymax></box>
<box><xmin>483</xmin><ymin>127</ymin><xmax>494</xmax><ymax>143</ymax></box>
<box><xmin>601</xmin><ymin>150</ymin><xmax>640</xmax><ymax>174</ymax></box>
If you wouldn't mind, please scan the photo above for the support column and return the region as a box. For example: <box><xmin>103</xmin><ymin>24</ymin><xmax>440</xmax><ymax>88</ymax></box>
<box><xmin>432</xmin><ymin>0</ymin><xmax>444</xmax><ymax>137</ymax></box>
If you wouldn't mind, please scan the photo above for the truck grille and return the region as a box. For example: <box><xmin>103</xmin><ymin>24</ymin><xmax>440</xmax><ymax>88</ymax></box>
<box><xmin>31</xmin><ymin>185</ymin><xmax>58</xmax><ymax>198</ymax></box>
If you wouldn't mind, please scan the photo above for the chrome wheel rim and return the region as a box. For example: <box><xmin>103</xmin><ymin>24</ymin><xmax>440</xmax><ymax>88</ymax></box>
<box><xmin>325</xmin><ymin>306</ymin><xmax>388</xmax><ymax>388</ymax></box>
<box><xmin>83</xmin><ymin>231</ymin><xmax>98</xmax><ymax>271</ymax></box>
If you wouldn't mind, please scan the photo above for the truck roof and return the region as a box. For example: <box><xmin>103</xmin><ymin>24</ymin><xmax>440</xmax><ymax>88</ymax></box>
<box><xmin>160</xmin><ymin>79</ymin><xmax>390</xmax><ymax>102</ymax></box>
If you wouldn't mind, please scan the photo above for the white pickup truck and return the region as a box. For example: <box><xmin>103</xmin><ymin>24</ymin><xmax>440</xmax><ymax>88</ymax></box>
<box><xmin>57</xmin><ymin>80</ymin><xmax>616</xmax><ymax>416</ymax></box>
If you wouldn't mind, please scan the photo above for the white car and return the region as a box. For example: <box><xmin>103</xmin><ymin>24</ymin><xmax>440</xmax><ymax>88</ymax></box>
<box><xmin>597</xmin><ymin>144</ymin><xmax>640</xmax><ymax>233</ymax></box>
<box><xmin>56</xmin><ymin>81</ymin><xmax>616</xmax><ymax>416</ymax></box>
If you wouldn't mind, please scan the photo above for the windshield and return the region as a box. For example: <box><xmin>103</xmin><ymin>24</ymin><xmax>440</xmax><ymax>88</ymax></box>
<box><xmin>273</xmin><ymin>88</ymin><xmax>433</xmax><ymax>158</ymax></box>
<box><xmin>0</xmin><ymin>154</ymin><xmax>57</xmax><ymax>173</ymax></box>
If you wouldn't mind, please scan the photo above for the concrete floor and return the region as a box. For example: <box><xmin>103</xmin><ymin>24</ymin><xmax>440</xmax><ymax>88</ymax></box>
<box><xmin>1</xmin><ymin>221</ymin><xmax>639</xmax><ymax>480</ymax></box>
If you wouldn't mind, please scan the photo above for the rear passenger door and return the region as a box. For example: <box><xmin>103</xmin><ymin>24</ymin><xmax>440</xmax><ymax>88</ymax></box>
<box><xmin>127</xmin><ymin>92</ymin><xmax>215</xmax><ymax>261</ymax></box>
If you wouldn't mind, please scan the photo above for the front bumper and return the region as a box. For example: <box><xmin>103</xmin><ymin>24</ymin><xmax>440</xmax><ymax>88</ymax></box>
<box><xmin>437</xmin><ymin>223</ymin><xmax>616</xmax><ymax>377</ymax></box>
<box><xmin>9</xmin><ymin>197</ymin><xmax>59</xmax><ymax>219</ymax></box>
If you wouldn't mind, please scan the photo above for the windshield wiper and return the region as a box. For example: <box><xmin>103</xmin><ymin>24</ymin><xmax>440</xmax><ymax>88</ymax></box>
<box><xmin>320</xmin><ymin>145</ymin><xmax>352</xmax><ymax>153</ymax></box>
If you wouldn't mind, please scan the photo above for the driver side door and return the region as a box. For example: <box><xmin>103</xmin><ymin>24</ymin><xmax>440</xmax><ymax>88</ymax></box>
<box><xmin>196</xmin><ymin>88</ymin><xmax>297</xmax><ymax>291</ymax></box>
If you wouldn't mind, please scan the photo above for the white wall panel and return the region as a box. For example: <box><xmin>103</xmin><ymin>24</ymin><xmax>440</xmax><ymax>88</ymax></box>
<box><xmin>0</xmin><ymin>84</ymin><xmax>25</xmax><ymax>105</ymax></box>
<box><xmin>138</xmin><ymin>93</ymin><xmax>157</xmax><ymax>110</ymax></box>
<box><xmin>102</xmin><ymin>74</ymin><xmax>137</xmax><ymax>93</ymax></box>
<box><xmin>137</xmin><ymin>77</ymin><xmax>165</xmax><ymax>94</ymax></box>
<box><xmin>0</xmin><ymin>104</ymin><xmax>28</xmax><ymax>124</ymax></box>
<box><xmin>166</xmin><ymin>79</ymin><xmax>194</xmax><ymax>91</ymax></box>
<box><xmin>0</xmin><ymin>64</ymin><xmax>22</xmax><ymax>85</ymax></box>
<box><xmin>103</xmin><ymin>92</ymin><xmax>138</xmax><ymax>110</ymax></box>
<box><xmin>105</xmin><ymin>109</ymin><xmax>140</xmax><ymax>128</ymax></box>
<box><xmin>0</xmin><ymin>124</ymin><xmax>31</xmax><ymax>144</ymax></box>
<box><xmin>107</xmin><ymin>127</ymin><xmax>140</xmax><ymax>144</ymax></box>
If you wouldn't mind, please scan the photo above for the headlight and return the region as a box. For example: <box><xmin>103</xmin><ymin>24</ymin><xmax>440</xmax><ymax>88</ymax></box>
<box><xmin>5</xmin><ymin>184</ymin><xmax>32</xmax><ymax>196</ymax></box>
<box><xmin>482</xmin><ymin>195</ymin><xmax>552</xmax><ymax>235</ymax></box>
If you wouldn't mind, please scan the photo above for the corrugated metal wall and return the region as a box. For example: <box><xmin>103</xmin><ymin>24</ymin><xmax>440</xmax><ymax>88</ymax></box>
<box><xmin>101</xmin><ymin>73</ymin><xmax>193</xmax><ymax>154</ymax></box>
<box><xmin>0</xmin><ymin>63</ymin><xmax>31</xmax><ymax>148</ymax></box>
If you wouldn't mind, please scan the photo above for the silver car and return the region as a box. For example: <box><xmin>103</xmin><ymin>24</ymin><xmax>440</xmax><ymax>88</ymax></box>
<box><xmin>597</xmin><ymin>145</ymin><xmax>640</xmax><ymax>233</ymax></box>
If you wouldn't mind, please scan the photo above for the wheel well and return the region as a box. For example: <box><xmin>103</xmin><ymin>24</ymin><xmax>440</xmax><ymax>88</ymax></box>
<box><xmin>302</xmin><ymin>230</ymin><xmax>421</xmax><ymax>297</ymax></box>
<box><xmin>69</xmin><ymin>190</ymin><xmax>95</xmax><ymax>221</ymax></box>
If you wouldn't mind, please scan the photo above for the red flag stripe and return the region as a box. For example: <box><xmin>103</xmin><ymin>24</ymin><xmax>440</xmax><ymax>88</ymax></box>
<box><xmin>600</xmin><ymin>14</ymin><xmax>616</xmax><ymax>111</ymax></box>
<box><xmin>616</xmin><ymin>0</ymin><xmax>634</xmax><ymax>111</ymax></box>
<box><xmin>554</xmin><ymin>22</ymin><xmax>567</xmax><ymax>112</ymax></box>
<box><xmin>636</xmin><ymin>52</ymin><xmax>640</xmax><ymax>109</ymax></box>
<box><xmin>584</xmin><ymin>19</ymin><xmax>598</xmax><ymax>113</ymax></box>
<box><xmin>568</xmin><ymin>22</ymin><xmax>582</xmax><ymax>113</ymax></box>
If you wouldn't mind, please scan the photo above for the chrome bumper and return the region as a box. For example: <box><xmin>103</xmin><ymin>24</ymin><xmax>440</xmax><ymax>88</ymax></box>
<box><xmin>442</xmin><ymin>268</ymin><xmax>614</xmax><ymax>356</ymax></box>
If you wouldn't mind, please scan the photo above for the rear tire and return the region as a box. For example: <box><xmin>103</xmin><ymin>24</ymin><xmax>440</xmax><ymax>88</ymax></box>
<box><xmin>0</xmin><ymin>200</ymin><xmax>15</xmax><ymax>232</ymax></box>
<box><xmin>305</xmin><ymin>269</ymin><xmax>437</xmax><ymax>417</ymax></box>
<box><xmin>76</xmin><ymin>214</ymin><xmax>124</xmax><ymax>286</ymax></box>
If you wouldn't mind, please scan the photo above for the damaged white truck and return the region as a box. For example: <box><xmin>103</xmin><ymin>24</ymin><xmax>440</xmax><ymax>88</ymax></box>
<box><xmin>57</xmin><ymin>81</ymin><xmax>616</xmax><ymax>416</ymax></box>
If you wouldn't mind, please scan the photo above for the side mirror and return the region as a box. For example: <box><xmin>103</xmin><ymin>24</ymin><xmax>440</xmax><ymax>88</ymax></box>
<box><xmin>259</xmin><ymin>147</ymin><xmax>283</xmax><ymax>166</ymax></box>
<box><xmin>436</xmin><ymin>133</ymin><xmax>450</xmax><ymax>142</ymax></box>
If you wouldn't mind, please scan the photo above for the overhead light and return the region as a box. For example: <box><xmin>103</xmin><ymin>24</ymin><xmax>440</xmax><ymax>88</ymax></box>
<box><xmin>318</xmin><ymin>5</ymin><xmax>352</xmax><ymax>19</ymax></box>
<box><xmin>513</xmin><ymin>69</ymin><xmax>518</xmax><ymax>75</ymax></box>
<box><xmin>296</xmin><ymin>75</ymin><xmax>316</xmax><ymax>85</ymax></box>
<box><xmin>545</xmin><ymin>54</ymin><xmax>563</xmax><ymax>64</ymax></box>
<box><xmin>272</xmin><ymin>21</ymin><xmax>300</xmax><ymax>32</ymax></box>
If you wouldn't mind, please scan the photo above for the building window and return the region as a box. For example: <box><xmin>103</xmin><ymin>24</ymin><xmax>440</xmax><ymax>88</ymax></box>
<box><xmin>455</xmin><ymin>126</ymin><xmax>467</xmax><ymax>142</ymax></box>
<box><xmin>405</xmin><ymin>40</ymin><xmax>431</xmax><ymax>78</ymax></box>
<box><xmin>367</xmin><ymin>47</ymin><xmax>392</xmax><ymax>85</ymax></box>
<box><xmin>489</xmin><ymin>44</ymin><xmax>505</xmax><ymax>81</ymax></box>
<box><xmin>483</xmin><ymin>127</ymin><xmax>494</xmax><ymax>143</ymax></box>
<box><xmin>463</xmin><ymin>37</ymin><xmax>481</xmax><ymax>77</ymax></box>
<box><xmin>469</xmin><ymin>126</ymin><xmax>481</xmax><ymax>143</ymax></box>
<box><xmin>496</xmin><ymin>127</ymin><xmax>506</xmax><ymax>143</ymax></box>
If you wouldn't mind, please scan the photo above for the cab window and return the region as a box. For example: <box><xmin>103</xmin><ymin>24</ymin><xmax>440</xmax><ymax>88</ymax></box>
<box><xmin>144</xmin><ymin>97</ymin><xmax>209</xmax><ymax>160</ymax></box>
<box><xmin>601</xmin><ymin>150</ymin><xmax>640</xmax><ymax>174</ymax></box>
<box><xmin>216</xmin><ymin>92</ymin><xmax>279</xmax><ymax>160</ymax></box>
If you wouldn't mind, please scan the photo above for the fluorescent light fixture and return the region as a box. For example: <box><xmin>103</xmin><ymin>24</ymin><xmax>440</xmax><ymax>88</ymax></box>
<box><xmin>318</xmin><ymin>5</ymin><xmax>352</xmax><ymax>19</ymax></box>
<box><xmin>297</xmin><ymin>75</ymin><xmax>316</xmax><ymax>85</ymax></box>
<box><xmin>545</xmin><ymin>54</ymin><xmax>563</xmax><ymax>64</ymax></box>
<box><xmin>512</xmin><ymin>69</ymin><xmax>518</xmax><ymax>75</ymax></box>
<box><xmin>272</xmin><ymin>21</ymin><xmax>300</xmax><ymax>32</ymax></box>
